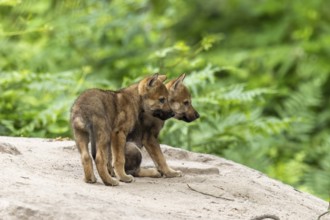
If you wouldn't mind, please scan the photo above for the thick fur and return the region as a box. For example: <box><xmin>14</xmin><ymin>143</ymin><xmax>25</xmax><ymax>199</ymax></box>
<box><xmin>122</xmin><ymin>73</ymin><xmax>200</xmax><ymax>178</ymax></box>
<box><xmin>70</xmin><ymin>74</ymin><xmax>173</xmax><ymax>186</ymax></box>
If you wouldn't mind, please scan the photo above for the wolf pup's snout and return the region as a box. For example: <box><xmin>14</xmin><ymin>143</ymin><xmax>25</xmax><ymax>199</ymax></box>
<box><xmin>182</xmin><ymin>111</ymin><xmax>199</xmax><ymax>123</ymax></box>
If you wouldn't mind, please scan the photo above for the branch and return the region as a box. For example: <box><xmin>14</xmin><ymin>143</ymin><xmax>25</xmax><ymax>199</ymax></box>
<box><xmin>318</xmin><ymin>211</ymin><xmax>330</xmax><ymax>220</ymax></box>
<box><xmin>251</xmin><ymin>214</ymin><xmax>280</xmax><ymax>220</ymax></box>
<box><xmin>317</xmin><ymin>198</ymin><xmax>330</xmax><ymax>220</ymax></box>
<box><xmin>186</xmin><ymin>184</ymin><xmax>234</xmax><ymax>201</ymax></box>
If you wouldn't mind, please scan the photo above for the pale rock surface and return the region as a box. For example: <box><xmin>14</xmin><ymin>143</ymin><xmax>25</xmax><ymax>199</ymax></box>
<box><xmin>0</xmin><ymin>136</ymin><xmax>328</xmax><ymax>220</ymax></box>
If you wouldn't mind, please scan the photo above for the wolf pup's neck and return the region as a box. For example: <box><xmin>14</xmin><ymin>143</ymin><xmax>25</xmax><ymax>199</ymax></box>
<box><xmin>120</xmin><ymin>83</ymin><xmax>143</xmax><ymax>113</ymax></box>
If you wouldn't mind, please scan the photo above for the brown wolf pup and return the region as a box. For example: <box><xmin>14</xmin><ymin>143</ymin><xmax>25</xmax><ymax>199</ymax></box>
<box><xmin>105</xmin><ymin>73</ymin><xmax>200</xmax><ymax>178</ymax></box>
<box><xmin>70</xmin><ymin>74</ymin><xmax>173</xmax><ymax>186</ymax></box>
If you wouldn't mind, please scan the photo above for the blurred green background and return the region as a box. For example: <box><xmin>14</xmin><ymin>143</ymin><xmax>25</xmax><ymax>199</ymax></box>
<box><xmin>0</xmin><ymin>0</ymin><xmax>329</xmax><ymax>200</ymax></box>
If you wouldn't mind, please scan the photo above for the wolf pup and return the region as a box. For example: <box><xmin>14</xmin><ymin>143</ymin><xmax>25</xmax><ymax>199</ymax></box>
<box><xmin>70</xmin><ymin>74</ymin><xmax>173</xmax><ymax>186</ymax></box>
<box><xmin>119</xmin><ymin>73</ymin><xmax>200</xmax><ymax>177</ymax></box>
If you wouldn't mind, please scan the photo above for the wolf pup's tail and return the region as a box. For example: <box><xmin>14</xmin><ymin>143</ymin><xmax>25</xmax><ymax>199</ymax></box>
<box><xmin>89</xmin><ymin>124</ymin><xmax>97</xmax><ymax>160</ymax></box>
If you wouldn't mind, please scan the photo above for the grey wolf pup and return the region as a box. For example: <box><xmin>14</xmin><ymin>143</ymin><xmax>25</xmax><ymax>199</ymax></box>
<box><xmin>70</xmin><ymin>74</ymin><xmax>173</xmax><ymax>186</ymax></box>
<box><xmin>104</xmin><ymin>73</ymin><xmax>199</xmax><ymax>178</ymax></box>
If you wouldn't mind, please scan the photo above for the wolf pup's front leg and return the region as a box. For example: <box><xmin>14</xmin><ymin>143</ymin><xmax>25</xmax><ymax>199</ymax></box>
<box><xmin>143</xmin><ymin>134</ymin><xmax>182</xmax><ymax>178</ymax></box>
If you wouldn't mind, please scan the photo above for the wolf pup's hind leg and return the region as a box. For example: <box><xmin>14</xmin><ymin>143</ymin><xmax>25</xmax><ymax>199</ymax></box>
<box><xmin>124</xmin><ymin>142</ymin><xmax>161</xmax><ymax>178</ymax></box>
<box><xmin>111</xmin><ymin>130</ymin><xmax>134</xmax><ymax>183</ymax></box>
<box><xmin>72</xmin><ymin>119</ymin><xmax>97</xmax><ymax>183</ymax></box>
<box><xmin>93</xmin><ymin>121</ymin><xmax>119</xmax><ymax>186</ymax></box>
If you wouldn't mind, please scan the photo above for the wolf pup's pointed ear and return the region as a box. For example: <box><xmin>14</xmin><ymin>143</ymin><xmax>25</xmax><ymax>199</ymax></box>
<box><xmin>177</xmin><ymin>73</ymin><xmax>186</xmax><ymax>82</ymax></box>
<box><xmin>158</xmin><ymin>74</ymin><xmax>167</xmax><ymax>83</ymax></box>
<box><xmin>148</xmin><ymin>73</ymin><xmax>159</xmax><ymax>87</ymax></box>
<box><xmin>172</xmin><ymin>73</ymin><xmax>186</xmax><ymax>90</ymax></box>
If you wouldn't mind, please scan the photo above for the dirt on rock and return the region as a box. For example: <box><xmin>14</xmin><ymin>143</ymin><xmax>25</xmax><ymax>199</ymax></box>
<box><xmin>0</xmin><ymin>136</ymin><xmax>328</xmax><ymax>220</ymax></box>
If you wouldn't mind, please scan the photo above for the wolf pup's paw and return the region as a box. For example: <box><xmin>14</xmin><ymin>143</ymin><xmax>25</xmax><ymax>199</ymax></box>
<box><xmin>104</xmin><ymin>178</ymin><xmax>119</xmax><ymax>186</ymax></box>
<box><xmin>119</xmin><ymin>174</ymin><xmax>134</xmax><ymax>183</ymax></box>
<box><xmin>84</xmin><ymin>174</ymin><xmax>97</xmax><ymax>184</ymax></box>
<box><xmin>147</xmin><ymin>168</ymin><xmax>162</xmax><ymax>178</ymax></box>
<box><xmin>164</xmin><ymin>168</ymin><xmax>182</xmax><ymax>178</ymax></box>
<box><xmin>152</xmin><ymin>170</ymin><xmax>162</xmax><ymax>178</ymax></box>
<box><xmin>135</xmin><ymin>168</ymin><xmax>162</xmax><ymax>178</ymax></box>
<box><xmin>85</xmin><ymin>176</ymin><xmax>96</xmax><ymax>183</ymax></box>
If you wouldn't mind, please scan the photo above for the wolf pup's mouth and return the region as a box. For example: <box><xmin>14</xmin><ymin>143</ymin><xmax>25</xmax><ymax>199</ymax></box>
<box><xmin>152</xmin><ymin>109</ymin><xmax>174</xmax><ymax>120</ymax></box>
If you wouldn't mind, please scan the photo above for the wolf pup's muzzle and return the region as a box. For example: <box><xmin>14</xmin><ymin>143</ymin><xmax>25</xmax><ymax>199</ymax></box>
<box><xmin>180</xmin><ymin>110</ymin><xmax>200</xmax><ymax>123</ymax></box>
<box><xmin>152</xmin><ymin>109</ymin><xmax>175</xmax><ymax>120</ymax></box>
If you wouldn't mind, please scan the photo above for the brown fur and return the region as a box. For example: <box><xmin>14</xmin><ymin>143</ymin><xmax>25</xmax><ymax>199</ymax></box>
<box><xmin>122</xmin><ymin>73</ymin><xmax>200</xmax><ymax>178</ymax></box>
<box><xmin>70</xmin><ymin>74</ymin><xmax>173</xmax><ymax>186</ymax></box>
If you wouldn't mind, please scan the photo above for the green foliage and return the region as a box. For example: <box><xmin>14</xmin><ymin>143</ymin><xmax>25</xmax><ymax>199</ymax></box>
<box><xmin>0</xmin><ymin>70</ymin><xmax>89</xmax><ymax>137</ymax></box>
<box><xmin>1</xmin><ymin>0</ymin><xmax>329</xmax><ymax>200</ymax></box>
<box><xmin>161</xmin><ymin>66</ymin><xmax>295</xmax><ymax>172</ymax></box>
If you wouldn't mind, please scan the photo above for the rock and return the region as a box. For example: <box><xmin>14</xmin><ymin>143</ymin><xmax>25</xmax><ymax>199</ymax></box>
<box><xmin>0</xmin><ymin>142</ymin><xmax>21</xmax><ymax>155</ymax></box>
<box><xmin>0</xmin><ymin>136</ymin><xmax>327</xmax><ymax>220</ymax></box>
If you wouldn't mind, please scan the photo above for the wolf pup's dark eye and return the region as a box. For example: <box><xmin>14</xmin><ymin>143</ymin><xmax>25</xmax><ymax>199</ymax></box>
<box><xmin>183</xmin><ymin>100</ymin><xmax>190</xmax><ymax>106</ymax></box>
<box><xmin>159</xmin><ymin>97</ymin><xmax>166</xmax><ymax>103</ymax></box>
